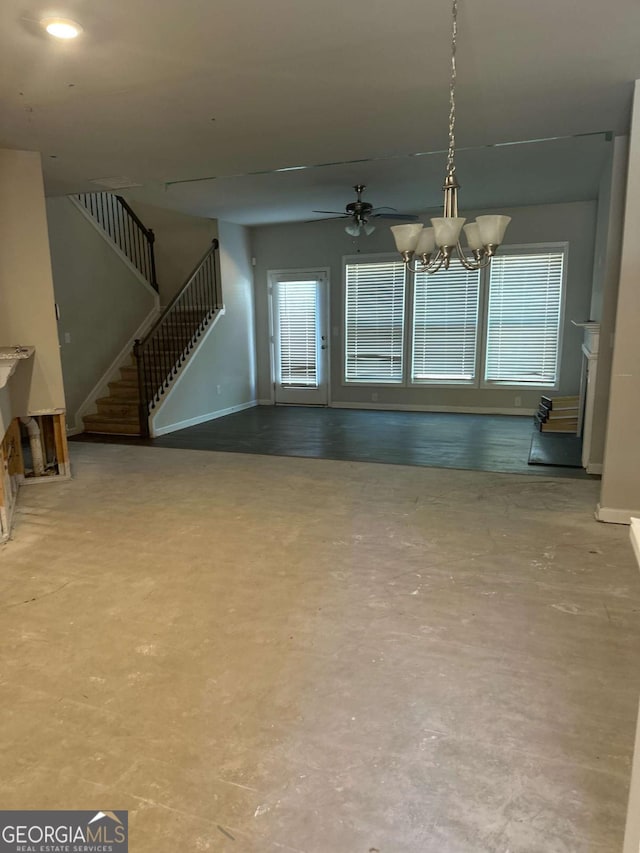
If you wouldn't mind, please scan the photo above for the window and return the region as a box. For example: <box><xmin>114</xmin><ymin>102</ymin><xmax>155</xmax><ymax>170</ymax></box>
<box><xmin>343</xmin><ymin>245</ymin><xmax>566</xmax><ymax>389</ymax></box>
<box><xmin>485</xmin><ymin>251</ymin><xmax>564</xmax><ymax>386</ymax></box>
<box><xmin>412</xmin><ymin>267</ymin><xmax>480</xmax><ymax>382</ymax></box>
<box><xmin>345</xmin><ymin>260</ymin><xmax>405</xmax><ymax>383</ymax></box>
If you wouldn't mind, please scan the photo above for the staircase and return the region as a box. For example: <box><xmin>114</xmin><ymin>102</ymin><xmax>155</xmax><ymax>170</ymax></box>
<box><xmin>83</xmin><ymin>357</ymin><xmax>140</xmax><ymax>435</ymax></box>
<box><xmin>82</xmin><ymin>240</ymin><xmax>221</xmax><ymax>437</ymax></box>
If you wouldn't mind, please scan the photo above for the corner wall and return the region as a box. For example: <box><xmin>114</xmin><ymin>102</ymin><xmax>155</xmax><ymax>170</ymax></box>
<box><xmin>587</xmin><ymin>137</ymin><xmax>628</xmax><ymax>472</ymax></box>
<box><xmin>0</xmin><ymin>149</ymin><xmax>65</xmax><ymax>418</ymax></box>
<box><xmin>123</xmin><ymin>199</ymin><xmax>217</xmax><ymax>304</ymax></box>
<box><xmin>151</xmin><ymin>220</ymin><xmax>257</xmax><ymax>435</ymax></box>
<box><xmin>598</xmin><ymin>80</ymin><xmax>640</xmax><ymax>523</ymax></box>
<box><xmin>250</xmin><ymin>200</ymin><xmax>597</xmax><ymax>411</ymax></box>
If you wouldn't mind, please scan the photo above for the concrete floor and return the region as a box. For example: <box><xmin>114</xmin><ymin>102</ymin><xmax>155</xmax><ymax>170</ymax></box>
<box><xmin>1</xmin><ymin>443</ymin><xmax>639</xmax><ymax>852</ymax></box>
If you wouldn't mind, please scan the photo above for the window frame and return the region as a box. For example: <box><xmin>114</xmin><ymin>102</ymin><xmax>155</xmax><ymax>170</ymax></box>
<box><xmin>409</xmin><ymin>263</ymin><xmax>482</xmax><ymax>388</ymax></box>
<box><xmin>342</xmin><ymin>253</ymin><xmax>408</xmax><ymax>387</ymax></box>
<box><xmin>341</xmin><ymin>243</ymin><xmax>568</xmax><ymax>391</ymax></box>
<box><xmin>479</xmin><ymin>242</ymin><xmax>568</xmax><ymax>391</ymax></box>
<box><xmin>267</xmin><ymin>267</ymin><xmax>331</xmax><ymax>405</ymax></box>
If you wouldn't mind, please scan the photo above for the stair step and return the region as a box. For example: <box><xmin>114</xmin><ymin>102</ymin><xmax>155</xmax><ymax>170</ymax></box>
<box><xmin>108</xmin><ymin>381</ymin><xmax>139</xmax><ymax>400</ymax></box>
<box><xmin>120</xmin><ymin>365</ymin><xmax>140</xmax><ymax>380</ymax></box>
<box><xmin>96</xmin><ymin>397</ymin><xmax>139</xmax><ymax>418</ymax></box>
<box><xmin>83</xmin><ymin>414</ymin><xmax>141</xmax><ymax>435</ymax></box>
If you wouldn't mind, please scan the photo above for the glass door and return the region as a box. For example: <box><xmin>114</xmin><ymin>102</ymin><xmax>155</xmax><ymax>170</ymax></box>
<box><xmin>271</xmin><ymin>272</ymin><xmax>328</xmax><ymax>405</ymax></box>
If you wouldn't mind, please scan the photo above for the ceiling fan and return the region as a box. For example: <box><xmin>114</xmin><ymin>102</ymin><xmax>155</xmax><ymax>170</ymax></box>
<box><xmin>312</xmin><ymin>184</ymin><xmax>418</xmax><ymax>236</ymax></box>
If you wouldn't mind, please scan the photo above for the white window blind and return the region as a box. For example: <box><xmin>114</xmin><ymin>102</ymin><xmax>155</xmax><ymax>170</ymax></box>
<box><xmin>485</xmin><ymin>251</ymin><xmax>564</xmax><ymax>385</ymax></box>
<box><xmin>412</xmin><ymin>267</ymin><xmax>480</xmax><ymax>381</ymax></box>
<box><xmin>345</xmin><ymin>261</ymin><xmax>405</xmax><ymax>382</ymax></box>
<box><xmin>276</xmin><ymin>281</ymin><xmax>318</xmax><ymax>387</ymax></box>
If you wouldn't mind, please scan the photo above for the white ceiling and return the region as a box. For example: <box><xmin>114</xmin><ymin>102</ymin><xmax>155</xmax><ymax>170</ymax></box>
<box><xmin>1</xmin><ymin>0</ymin><xmax>638</xmax><ymax>223</ymax></box>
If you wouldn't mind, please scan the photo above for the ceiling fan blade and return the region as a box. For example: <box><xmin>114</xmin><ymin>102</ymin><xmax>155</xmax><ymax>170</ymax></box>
<box><xmin>371</xmin><ymin>212</ymin><xmax>419</xmax><ymax>221</ymax></box>
<box><xmin>312</xmin><ymin>210</ymin><xmax>348</xmax><ymax>216</ymax></box>
<box><xmin>305</xmin><ymin>216</ymin><xmax>350</xmax><ymax>223</ymax></box>
<box><xmin>370</xmin><ymin>206</ymin><xmax>398</xmax><ymax>214</ymax></box>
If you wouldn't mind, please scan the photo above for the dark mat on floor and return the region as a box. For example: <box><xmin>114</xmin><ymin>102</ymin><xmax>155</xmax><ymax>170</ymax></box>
<box><xmin>528</xmin><ymin>430</ymin><xmax>583</xmax><ymax>468</ymax></box>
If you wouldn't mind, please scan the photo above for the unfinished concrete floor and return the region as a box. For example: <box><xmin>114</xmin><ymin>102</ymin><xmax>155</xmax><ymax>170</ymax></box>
<box><xmin>1</xmin><ymin>443</ymin><xmax>639</xmax><ymax>853</ymax></box>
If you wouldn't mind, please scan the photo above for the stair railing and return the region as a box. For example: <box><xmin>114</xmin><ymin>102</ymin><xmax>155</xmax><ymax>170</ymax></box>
<box><xmin>73</xmin><ymin>192</ymin><xmax>158</xmax><ymax>292</ymax></box>
<box><xmin>133</xmin><ymin>239</ymin><xmax>221</xmax><ymax>436</ymax></box>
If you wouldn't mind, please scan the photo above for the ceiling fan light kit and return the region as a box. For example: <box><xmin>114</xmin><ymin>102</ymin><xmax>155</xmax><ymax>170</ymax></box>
<box><xmin>391</xmin><ymin>0</ymin><xmax>511</xmax><ymax>273</ymax></box>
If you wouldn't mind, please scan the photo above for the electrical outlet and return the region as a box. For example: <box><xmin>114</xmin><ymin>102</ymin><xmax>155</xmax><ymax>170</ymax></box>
<box><xmin>216</xmin><ymin>384</ymin><xmax>222</xmax><ymax>395</ymax></box>
<box><xmin>371</xmin><ymin>392</ymin><xmax>378</xmax><ymax>402</ymax></box>
<box><xmin>64</xmin><ymin>332</ymin><xmax>71</xmax><ymax>344</ymax></box>
<box><xmin>514</xmin><ymin>395</ymin><xmax>522</xmax><ymax>407</ymax></box>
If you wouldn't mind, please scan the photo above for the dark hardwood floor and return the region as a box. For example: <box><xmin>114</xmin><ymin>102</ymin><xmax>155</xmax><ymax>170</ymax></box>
<box><xmin>72</xmin><ymin>406</ymin><xmax>595</xmax><ymax>478</ymax></box>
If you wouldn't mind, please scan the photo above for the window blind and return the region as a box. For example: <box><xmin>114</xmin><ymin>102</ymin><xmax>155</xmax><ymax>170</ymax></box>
<box><xmin>345</xmin><ymin>261</ymin><xmax>405</xmax><ymax>382</ymax></box>
<box><xmin>412</xmin><ymin>267</ymin><xmax>480</xmax><ymax>381</ymax></box>
<box><xmin>485</xmin><ymin>252</ymin><xmax>564</xmax><ymax>385</ymax></box>
<box><xmin>276</xmin><ymin>281</ymin><xmax>318</xmax><ymax>387</ymax></box>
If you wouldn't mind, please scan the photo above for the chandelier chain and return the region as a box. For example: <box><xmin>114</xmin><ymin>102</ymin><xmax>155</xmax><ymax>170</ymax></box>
<box><xmin>447</xmin><ymin>0</ymin><xmax>458</xmax><ymax>177</ymax></box>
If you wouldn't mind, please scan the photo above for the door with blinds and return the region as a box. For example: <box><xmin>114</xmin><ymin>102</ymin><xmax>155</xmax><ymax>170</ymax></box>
<box><xmin>270</xmin><ymin>272</ymin><xmax>329</xmax><ymax>405</ymax></box>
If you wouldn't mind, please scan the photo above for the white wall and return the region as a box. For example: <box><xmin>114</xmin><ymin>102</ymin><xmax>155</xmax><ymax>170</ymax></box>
<box><xmin>46</xmin><ymin>197</ymin><xmax>157</xmax><ymax>430</ymax></box>
<box><xmin>124</xmin><ymin>199</ymin><xmax>217</xmax><ymax>304</ymax></box>
<box><xmin>151</xmin><ymin>220</ymin><xmax>257</xmax><ymax>434</ymax></box>
<box><xmin>599</xmin><ymin>80</ymin><xmax>640</xmax><ymax>523</ymax></box>
<box><xmin>0</xmin><ymin>149</ymin><xmax>65</xmax><ymax>418</ymax></box>
<box><xmin>251</xmin><ymin>200</ymin><xmax>597</xmax><ymax>411</ymax></box>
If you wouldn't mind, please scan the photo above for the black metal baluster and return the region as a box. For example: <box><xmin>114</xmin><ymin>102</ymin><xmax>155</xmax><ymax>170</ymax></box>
<box><xmin>207</xmin><ymin>255</ymin><xmax>213</xmax><ymax>314</ymax></box>
<box><xmin>181</xmin><ymin>289</ymin><xmax>187</xmax><ymax>352</ymax></box>
<box><xmin>148</xmin><ymin>230</ymin><xmax>157</xmax><ymax>291</ymax></box>
<box><xmin>133</xmin><ymin>223</ymin><xmax>139</xmax><ymax>275</ymax></box>
<box><xmin>161</xmin><ymin>322</ymin><xmax>169</xmax><ymax>388</ymax></box>
<box><xmin>136</xmin><ymin>229</ymin><xmax>143</xmax><ymax>279</ymax></box>
<box><xmin>120</xmin><ymin>202</ymin><xmax>128</xmax><ymax>261</ymax></box>
<box><xmin>195</xmin><ymin>269</ymin><xmax>201</xmax><ymax>332</ymax></box>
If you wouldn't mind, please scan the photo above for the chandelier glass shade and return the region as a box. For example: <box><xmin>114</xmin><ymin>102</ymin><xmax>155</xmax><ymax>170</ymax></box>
<box><xmin>391</xmin><ymin>0</ymin><xmax>511</xmax><ymax>273</ymax></box>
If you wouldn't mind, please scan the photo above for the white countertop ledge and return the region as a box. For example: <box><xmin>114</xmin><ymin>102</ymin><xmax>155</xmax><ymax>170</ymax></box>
<box><xmin>0</xmin><ymin>346</ymin><xmax>35</xmax><ymax>389</ymax></box>
<box><xmin>631</xmin><ymin>518</ymin><xmax>640</xmax><ymax>571</ymax></box>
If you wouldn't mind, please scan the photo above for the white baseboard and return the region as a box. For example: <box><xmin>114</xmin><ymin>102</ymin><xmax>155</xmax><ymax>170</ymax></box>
<box><xmin>151</xmin><ymin>399</ymin><xmax>257</xmax><ymax>437</ymax></box>
<box><xmin>595</xmin><ymin>504</ymin><xmax>640</xmax><ymax>525</ymax></box>
<box><xmin>258</xmin><ymin>398</ymin><xmax>274</xmax><ymax>406</ymax></box>
<box><xmin>330</xmin><ymin>401</ymin><xmax>536</xmax><ymax>416</ymax></box>
<box><xmin>74</xmin><ymin>305</ymin><xmax>160</xmax><ymax>433</ymax></box>
<box><xmin>586</xmin><ymin>463</ymin><xmax>603</xmax><ymax>475</ymax></box>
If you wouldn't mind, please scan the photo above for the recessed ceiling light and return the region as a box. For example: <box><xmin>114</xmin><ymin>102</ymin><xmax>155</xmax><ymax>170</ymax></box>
<box><xmin>41</xmin><ymin>17</ymin><xmax>83</xmax><ymax>39</ymax></box>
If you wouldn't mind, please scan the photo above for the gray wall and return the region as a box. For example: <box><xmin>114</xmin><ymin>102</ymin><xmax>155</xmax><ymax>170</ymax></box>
<box><xmin>251</xmin><ymin>200</ymin><xmax>597</xmax><ymax>411</ymax></box>
<box><xmin>0</xmin><ymin>149</ymin><xmax>66</xmax><ymax>421</ymax></box>
<box><xmin>46</xmin><ymin>197</ymin><xmax>157</xmax><ymax>430</ymax></box>
<box><xmin>588</xmin><ymin>136</ymin><xmax>628</xmax><ymax>470</ymax></box>
<box><xmin>124</xmin><ymin>199</ymin><xmax>217</xmax><ymax>304</ymax></box>
<box><xmin>599</xmin><ymin>81</ymin><xmax>640</xmax><ymax>520</ymax></box>
<box><xmin>151</xmin><ymin>220</ymin><xmax>256</xmax><ymax>433</ymax></box>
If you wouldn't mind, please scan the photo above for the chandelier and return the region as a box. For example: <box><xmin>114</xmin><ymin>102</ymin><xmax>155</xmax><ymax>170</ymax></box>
<box><xmin>391</xmin><ymin>0</ymin><xmax>511</xmax><ymax>273</ymax></box>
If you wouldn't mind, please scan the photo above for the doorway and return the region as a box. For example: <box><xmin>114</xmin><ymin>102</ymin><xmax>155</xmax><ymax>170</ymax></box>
<box><xmin>269</xmin><ymin>270</ymin><xmax>329</xmax><ymax>405</ymax></box>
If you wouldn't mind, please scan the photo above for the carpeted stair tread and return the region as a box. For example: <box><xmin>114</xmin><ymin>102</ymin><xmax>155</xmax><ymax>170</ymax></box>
<box><xmin>96</xmin><ymin>397</ymin><xmax>140</xmax><ymax>418</ymax></box>
<box><xmin>83</xmin><ymin>413</ymin><xmax>141</xmax><ymax>435</ymax></box>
